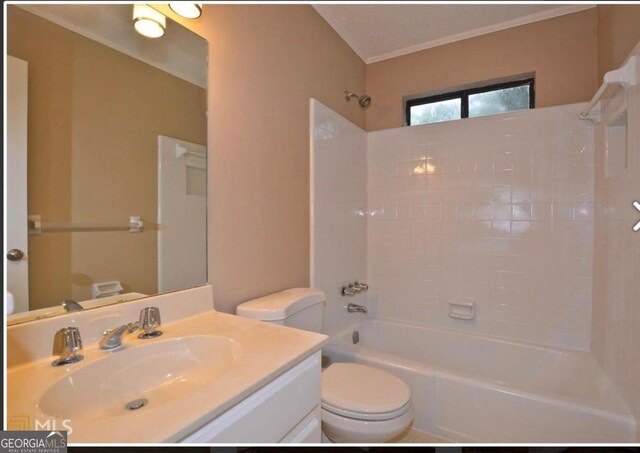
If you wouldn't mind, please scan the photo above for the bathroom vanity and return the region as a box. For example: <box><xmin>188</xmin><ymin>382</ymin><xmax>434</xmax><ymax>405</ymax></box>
<box><xmin>6</xmin><ymin>286</ymin><xmax>327</xmax><ymax>443</ymax></box>
<box><xmin>181</xmin><ymin>351</ymin><xmax>322</xmax><ymax>443</ymax></box>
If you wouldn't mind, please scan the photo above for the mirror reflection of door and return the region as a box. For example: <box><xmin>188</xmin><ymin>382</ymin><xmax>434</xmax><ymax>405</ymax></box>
<box><xmin>158</xmin><ymin>136</ymin><xmax>207</xmax><ymax>293</ymax></box>
<box><xmin>7</xmin><ymin>55</ymin><xmax>30</xmax><ymax>314</ymax></box>
<box><xmin>6</xmin><ymin>5</ymin><xmax>207</xmax><ymax>323</ymax></box>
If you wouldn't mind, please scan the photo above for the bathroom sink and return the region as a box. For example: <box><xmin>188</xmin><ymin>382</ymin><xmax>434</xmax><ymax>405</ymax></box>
<box><xmin>8</xmin><ymin>306</ymin><xmax>328</xmax><ymax>442</ymax></box>
<box><xmin>39</xmin><ymin>335</ymin><xmax>239</xmax><ymax>420</ymax></box>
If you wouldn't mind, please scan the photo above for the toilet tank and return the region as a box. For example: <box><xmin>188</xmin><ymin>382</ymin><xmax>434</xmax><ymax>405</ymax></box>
<box><xmin>236</xmin><ymin>288</ymin><xmax>326</xmax><ymax>333</ymax></box>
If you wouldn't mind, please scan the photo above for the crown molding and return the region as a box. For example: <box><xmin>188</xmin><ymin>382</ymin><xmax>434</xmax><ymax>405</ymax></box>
<box><xmin>315</xmin><ymin>4</ymin><xmax>596</xmax><ymax>65</ymax></box>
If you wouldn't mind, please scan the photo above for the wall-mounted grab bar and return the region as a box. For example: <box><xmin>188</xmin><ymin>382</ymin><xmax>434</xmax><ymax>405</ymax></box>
<box><xmin>28</xmin><ymin>215</ymin><xmax>143</xmax><ymax>235</ymax></box>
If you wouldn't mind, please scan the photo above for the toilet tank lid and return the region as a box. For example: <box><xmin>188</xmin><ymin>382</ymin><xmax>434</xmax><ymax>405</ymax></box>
<box><xmin>236</xmin><ymin>288</ymin><xmax>326</xmax><ymax>321</ymax></box>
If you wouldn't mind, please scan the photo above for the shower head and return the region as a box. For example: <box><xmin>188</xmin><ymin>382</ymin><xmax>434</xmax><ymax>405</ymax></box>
<box><xmin>345</xmin><ymin>91</ymin><xmax>372</xmax><ymax>109</ymax></box>
<box><xmin>358</xmin><ymin>94</ymin><xmax>372</xmax><ymax>109</ymax></box>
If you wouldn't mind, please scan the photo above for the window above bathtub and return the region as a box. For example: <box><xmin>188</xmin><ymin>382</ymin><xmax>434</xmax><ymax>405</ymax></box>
<box><xmin>404</xmin><ymin>76</ymin><xmax>535</xmax><ymax>126</ymax></box>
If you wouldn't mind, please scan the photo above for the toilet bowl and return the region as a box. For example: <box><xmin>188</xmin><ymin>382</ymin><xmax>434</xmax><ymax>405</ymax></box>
<box><xmin>321</xmin><ymin>403</ymin><xmax>414</xmax><ymax>443</ymax></box>
<box><xmin>236</xmin><ymin>288</ymin><xmax>413</xmax><ymax>443</ymax></box>
<box><xmin>320</xmin><ymin>362</ymin><xmax>413</xmax><ymax>442</ymax></box>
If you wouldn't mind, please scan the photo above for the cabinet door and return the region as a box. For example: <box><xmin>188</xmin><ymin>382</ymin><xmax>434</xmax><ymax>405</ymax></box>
<box><xmin>181</xmin><ymin>351</ymin><xmax>321</xmax><ymax>443</ymax></box>
<box><xmin>280</xmin><ymin>406</ymin><xmax>321</xmax><ymax>443</ymax></box>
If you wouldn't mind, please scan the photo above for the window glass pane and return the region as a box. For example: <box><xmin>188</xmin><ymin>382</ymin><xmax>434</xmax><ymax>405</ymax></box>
<box><xmin>410</xmin><ymin>98</ymin><xmax>461</xmax><ymax>125</ymax></box>
<box><xmin>468</xmin><ymin>84</ymin><xmax>530</xmax><ymax>118</ymax></box>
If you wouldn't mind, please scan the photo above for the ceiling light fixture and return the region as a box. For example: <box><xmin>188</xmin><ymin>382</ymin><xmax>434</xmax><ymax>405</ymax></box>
<box><xmin>169</xmin><ymin>3</ymin><xmax>203</xmax><ymax>19</ymax></box>
<box><xmin>133</xmin><ymin>4</ymin><xmax>166</xmax><ymax>38</ymax></box>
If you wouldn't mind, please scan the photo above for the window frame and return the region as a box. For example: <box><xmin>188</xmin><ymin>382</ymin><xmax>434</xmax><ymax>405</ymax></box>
<box><xmin>405</xmin><ymin>77</ymin><xmax>535</xmax><ymax>126</ymax></box>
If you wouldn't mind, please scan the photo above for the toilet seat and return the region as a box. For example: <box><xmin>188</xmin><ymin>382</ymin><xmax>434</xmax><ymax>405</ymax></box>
<box><xmin>322</xmin><ymin>399</ymin><xmax>411</xmax><ymax>421</ymax></box>
<box><xmin>321</xmin><ymin>363</ymin><xmax>411</xmax><ymax>420</ymax></box>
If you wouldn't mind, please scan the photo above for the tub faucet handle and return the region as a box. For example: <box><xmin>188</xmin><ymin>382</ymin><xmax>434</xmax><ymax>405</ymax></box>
<box><xmin>353</xmin><ymin>282</ymin><xmax>368</xmax><ymax>291</ymax></box>
<box><xmin>348</xmin><ymin>283</ymin><xmax>363</xmax><ymax>294</ymax></box>
<box><xmin>342</xmin><ymin>286</ymin><xmax>357</xmax><ymax>296</ymax></box>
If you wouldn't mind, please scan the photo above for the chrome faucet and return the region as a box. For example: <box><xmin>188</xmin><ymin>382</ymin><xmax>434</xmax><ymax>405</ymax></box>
<box><xmin>99</xmin><ymin>306</ymin><xmax>163</xmax><ymax>350</ymax></box>
<box><xmin>99</xmin><ymin>322</ymin><xmax>140</xmax><ymax>350</ymax></box>
<box><xmin>52</xmin><ymin>327</ymin><xmax>84</xmax><ymax>366</ymax></box>
<box><xmin>62</xmin><ymin>299</ymin><xmax>84</xmax><ymax>312</ymax></box>
<box><xmin>347</xmin><ymin>303</ymin><xmax>367</xmax><ymax>313</ymax></box>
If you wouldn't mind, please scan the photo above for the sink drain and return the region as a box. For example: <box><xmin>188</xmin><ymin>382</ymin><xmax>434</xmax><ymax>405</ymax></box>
<box><xmin>125</xmin><ymin>398</ymin><xmax>148</xmax><ymax>411</ymax></box>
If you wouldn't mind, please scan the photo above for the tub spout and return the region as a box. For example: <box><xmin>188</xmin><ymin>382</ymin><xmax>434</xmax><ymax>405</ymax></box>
<box><xmin>347</xmin><ymin>303</ymin><xmax>367</xmax><ymax>313</ymax></box>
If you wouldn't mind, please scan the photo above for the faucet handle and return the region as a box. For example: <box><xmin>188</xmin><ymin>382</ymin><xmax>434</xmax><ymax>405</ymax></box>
<box><xmin>138</xmin><ymin>306</ymin><xmax>163</xmax><ymax>339</ymax></box>
<box><xmin>342</xmin><ymin>286</ymin><xmax>356</xmax><ymax>296</ymax></box>
<box><xmin>354</xmin><ymin>282</ymin><xmax>369</xmax><ymax>291</ymax></box>
<box><xmin>52</xmin><ymin>327</ymin><xmax>84</xmax><ymax>366</ymax></box>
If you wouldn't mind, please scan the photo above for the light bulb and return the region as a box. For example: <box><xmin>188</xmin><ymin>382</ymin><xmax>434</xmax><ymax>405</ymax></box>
<box><xmin>169</xmin><ymin>3</ymin><xmax>203</xmax><ymax>19</ymax></box>
<box><xmin>133</xmin><ymin>4</ymin><xmax>166</xmax><ymax>38</ymax></box>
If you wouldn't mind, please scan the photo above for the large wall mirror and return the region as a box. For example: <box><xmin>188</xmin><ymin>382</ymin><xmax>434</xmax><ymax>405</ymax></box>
<box><xmin>6</xmin><ymin>4</ymin><xmax>208</xmax><ymax>324</ymax></box>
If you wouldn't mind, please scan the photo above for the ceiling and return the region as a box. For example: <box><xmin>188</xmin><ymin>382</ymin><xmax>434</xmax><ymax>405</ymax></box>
<box><xmin>16</xmin><ymin>4</ymin><xmax>207</xmax><ymax>88</ymax></box>
<box><xmin>312</xmin><ymin>4</ymin><xmax>595</xmax><ymax>64</ymax></box>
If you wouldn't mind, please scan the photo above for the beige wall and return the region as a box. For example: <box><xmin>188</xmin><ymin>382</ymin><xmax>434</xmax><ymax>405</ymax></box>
<box><xmin>156</xmin><ymin>5</ymin><xmax>367</xmax><ymax>313</ymax></box>
<box><xmin>161</xmin><ymin>5</ymin><xmax>640</xmax><ymax>313</ymax></box>
<box><xmin>598</xmin><ymin>5</ymin><xmax>640</xmax><ymax>81</ymax></box>
<box><xmin>365</xmin><ymin>9</ymin><xmax>599</xmax><ymax>131</ymax></box>
<box><xmin>8</xmin><ymin>6</ymin><xmax>206</xmax><ymax>310</ymax></box>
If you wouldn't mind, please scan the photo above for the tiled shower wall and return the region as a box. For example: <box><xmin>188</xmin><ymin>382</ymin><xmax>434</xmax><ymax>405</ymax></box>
<box><xmin>591</xmin><ymin>44</ymin><xmax>640</xmax><ymax>437</ymax></box>
<box><xmin>367</xmin><ymin>104</ymin><xmax>595</xmax><ymax>350</ymax></box>
<box><xmin>311</xmin><ymin>99</ymin><xmax>368</xmax><ymax>336</ymax></box>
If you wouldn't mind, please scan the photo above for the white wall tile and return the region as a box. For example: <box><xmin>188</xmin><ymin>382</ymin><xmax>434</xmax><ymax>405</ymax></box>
<box><xmin>368</xmin><ymin>104</ymin><xmax>595</xmax><ymax>350</ymax></box>
<box><xmin>313</xmin><ymin>68</ymin><xmax>640</xmax><ymax>434</ymax></box>
<box><xmin>311</xmin><ymin>99</ymin><xmax>368</xmax><ymax>335</ymax></box>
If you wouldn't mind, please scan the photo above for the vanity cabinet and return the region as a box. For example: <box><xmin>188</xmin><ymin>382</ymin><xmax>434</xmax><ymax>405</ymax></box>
<box><xmin>7</xmin><ymin>288</ymin><xmax>327</xmax><ymax>443</ymax></box>
<box><xmin>180</xmin><ymin>351</ymin><xmax>322</xmax><ymax>443</ymax></box>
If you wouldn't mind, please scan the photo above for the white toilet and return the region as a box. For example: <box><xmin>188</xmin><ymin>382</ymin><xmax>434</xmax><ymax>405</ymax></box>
<box><xmin>236</xmin><ymin>288</ymin><xmax>413</xmax><ymax>443</ymax></box>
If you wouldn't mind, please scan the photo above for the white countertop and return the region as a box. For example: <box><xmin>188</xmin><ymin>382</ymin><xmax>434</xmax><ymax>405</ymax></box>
<box><xmin>7</xmin><ymin>310</ymin><xmax>328</xmax><ymax>443</ymax></box>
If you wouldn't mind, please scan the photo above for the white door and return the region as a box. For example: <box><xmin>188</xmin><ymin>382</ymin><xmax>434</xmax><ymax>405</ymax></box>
<box><xmin>157</xmin><ymin>135</ymin><xmax>207</xmax><ymax>293</ymax></box>
<box><xmin>7</xmin><ymin>56</ymin><xmax>30</xmax><ymax>313</ymax></box>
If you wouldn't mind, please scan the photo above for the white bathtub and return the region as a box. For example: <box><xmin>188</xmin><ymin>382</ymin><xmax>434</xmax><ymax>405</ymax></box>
<box><xmin>322</xmin><ymin>318</ymin><xmax>636</xmax><ymax>443</ymax></box>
